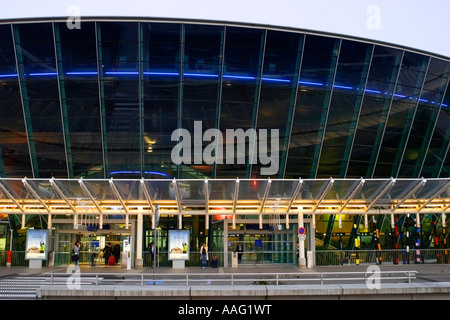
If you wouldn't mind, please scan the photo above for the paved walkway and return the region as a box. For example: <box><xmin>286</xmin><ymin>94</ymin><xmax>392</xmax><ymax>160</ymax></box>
<box><xmin>1</xmin><ymin>263</ymin><xmax>450</xmax><ymax>300</ymax></box>
<box><xmin>1</xmin><ymin>263</ymin><xmax>450</xmax><ymax>281</ymax></box>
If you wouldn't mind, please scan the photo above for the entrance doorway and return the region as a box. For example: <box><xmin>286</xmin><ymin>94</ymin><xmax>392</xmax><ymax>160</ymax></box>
<box><xmin>213</xmin><ymin>218</ymin><xmax>313</xmax><ymax>266</ymax></box>
<box><xmin>227</xmin><ymin>230</ymin><xmax>298</xmax><ymax>264</ymax></box>
<box><xmin>53</xmin><ymin>222</ymin><xmax>133</xmax><ymax>267</ymax></box>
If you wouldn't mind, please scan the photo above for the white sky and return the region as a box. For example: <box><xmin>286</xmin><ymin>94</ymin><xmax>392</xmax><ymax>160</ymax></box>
<box><xmin>1</xmin><ymin>0</ymin><xmax>449</xmax><ymax>58</ymax></box>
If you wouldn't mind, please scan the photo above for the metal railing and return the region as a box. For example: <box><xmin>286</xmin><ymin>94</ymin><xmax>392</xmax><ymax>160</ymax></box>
<box><xmin>1</xmin><ymin>249</ymin><xmax>448</xmax><ymax>267</ymax></box>
<box><xmin>315</xmin><ymin>249</ymin><xmax>449</xmax><ymax>266</ymax></box>
<box><xmin>46</xmin><ymin>270</ymin><xmax>418</xmax><ymax>286</ymax></box>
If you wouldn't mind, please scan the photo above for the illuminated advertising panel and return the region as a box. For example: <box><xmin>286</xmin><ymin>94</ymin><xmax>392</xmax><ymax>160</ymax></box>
<box><xmin>25</xmin><ymin>229</ymin><xmax>48</xmax><ymax>260</ymax></box>
<box><xmin>168</xmin><ymin>230</ymin><xmax>189</xmax><ymax>260</ymax></box>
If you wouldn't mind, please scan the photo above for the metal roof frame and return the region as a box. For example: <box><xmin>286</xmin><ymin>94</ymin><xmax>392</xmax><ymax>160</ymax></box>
<box><xmin>0</xmin><ymin>177</ymin><xmax>448</xmax><ymax>230</ymax></box>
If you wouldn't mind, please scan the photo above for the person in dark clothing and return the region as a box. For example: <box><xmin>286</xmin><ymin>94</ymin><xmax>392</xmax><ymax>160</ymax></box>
<box><xmin>236</xmin><ymin>243</ymin><xmax>244</xmax><ymax>263</ymax></box>
<box><xmin>150</xmin><ymin>242</ymin><xmax>158</xmax><ymax>265</ymax></box>
<box><xmin>200</xmin><ymin>243</ymin><xmax>208</xmax><ymax>268</ymax></box>
<box><xmin>113</xmin><ymin>242</ymin><xmax>121</xmax><ymax>264</ymax></box>
<box><xmin>102</xmin><ymin>242</ymin><xmax>112</xmax><ymax>265</ymax></box>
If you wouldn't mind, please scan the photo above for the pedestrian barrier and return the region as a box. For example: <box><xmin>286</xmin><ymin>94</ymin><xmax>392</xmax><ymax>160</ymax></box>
<box><xmin>2</xmin><ymin>249</ymin><xmax>448</xmax><ymax>267</ymax></box>
<box><xmin>45</xmin><ymin>270</ymin><xmax>417</xmax><ymax>286</ymax></box>
<box><xmin>315</xmin><ymin>249</ymin><xmax>449</xmax><ymax>266</ymax></box>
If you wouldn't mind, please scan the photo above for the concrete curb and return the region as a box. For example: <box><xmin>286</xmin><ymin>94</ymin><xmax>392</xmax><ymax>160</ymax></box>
<box><xmin>37</xmin><ymin>282</ymin><xmax>450</xmax><ymax>300</ymax></box>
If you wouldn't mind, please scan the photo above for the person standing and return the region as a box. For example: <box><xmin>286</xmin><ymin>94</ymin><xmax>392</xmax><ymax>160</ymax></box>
<box><xmin>112</xmin><ymin>242</ymin><xmax>121</xmax><ymax>265</ymax></box>
<box><xmin>102</xmin><ymin>242</ymin><xmax>112</xmax><ymax>265</ymax></box>
<box><xmin>200</xmin><ymin>243</ymin><xmax>208</xmax><ymax>268</ymax></box>
<box><xmin>236</xmin><ymin>242</ymin><xmax>244</xmax><ymax>264</ymax></box>
<box><xmin>150</xmin><ymin>242</ymin><xmax>158</xmax><ymax>265</ymax></box>
<box><xmin>72</xmin><ymin>241</ymin><xmax>80</xmax><ymax>271</ymax></box>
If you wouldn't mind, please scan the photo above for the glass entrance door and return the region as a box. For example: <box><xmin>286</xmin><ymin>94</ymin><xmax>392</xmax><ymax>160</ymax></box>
<box><xmin>228</xmin><ymin>231</ymin><xmax>299</xmax><ymax>265</ymax></box>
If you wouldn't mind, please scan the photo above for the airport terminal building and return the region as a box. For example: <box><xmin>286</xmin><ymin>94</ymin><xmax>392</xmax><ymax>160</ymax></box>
<box><xmin>0</xmin><ymin>17</ymin><xmax>449</xmax><ymax>268</ymax></box>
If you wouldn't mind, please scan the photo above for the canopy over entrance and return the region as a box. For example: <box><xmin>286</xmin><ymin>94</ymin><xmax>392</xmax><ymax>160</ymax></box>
<box><xmin>0</xmin><ymin>177</ymin><xmax>448</xmax><ymax>229</ymax></box>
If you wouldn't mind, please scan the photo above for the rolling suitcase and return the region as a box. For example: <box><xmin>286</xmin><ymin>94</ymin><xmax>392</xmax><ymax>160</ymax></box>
<box><xmin>108</xmin><ymin>256</ymin><xmax>116</xmax><ymax>265</ymax></box>
<box><xmin>211</xmin><ymin>256</ymin><xmax>218</xmax><ymax>268</ymax></box>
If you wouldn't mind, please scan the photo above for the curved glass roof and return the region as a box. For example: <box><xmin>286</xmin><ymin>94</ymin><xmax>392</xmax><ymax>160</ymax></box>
<box><xmin>0</xmin><ymin>20</ymin><xmax>449</xmax><ymax>180</ymax></box>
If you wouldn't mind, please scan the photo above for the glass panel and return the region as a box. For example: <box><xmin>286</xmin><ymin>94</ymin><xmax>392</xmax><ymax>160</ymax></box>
<box><xmin>237</xmin><ymin>179</ymin><xmax>268</xmax><ymax>201</ymax></box>
<box><xmin>442</xmin><ymin>150</ymin><xmax>450</xmax><ymax>178</ymax></box>
<box><xmin>324</xmin><ymin>179</ymin><xmax>360</xmax><ymax>200</ymax></box>
<box><xmin>399</xmin><ymin>59</ymin><xmax>450</xmax><ymax>177</ymax></box>
<box><xmin>99</xmin><ymin>22</ymin><xmax>140</xmax><ymax>175</ymax></box>
<box><xmin>14</xmin><ymin>23</ymin><xmax>68</xmax><ymax>178</ymax></box>
<box><xmin>180</xmin><ymin>25</ymin><xmax>223</xmax><ymax>179</ymax></box>
<box><xmin>0</xmin><ymin>24</ymin><xmax>32</xmax><ymax>177</ymax></box>
<box><xmin>26</xmin><ymin>179</ymin><xmax>60</xmax><ymax>200</ymax></box>
<box><xmin>380</xmin><ymin>179</ymin><xmax>422</xmax><ymax>203</ymax></box>
<box><xmin>421</xmin><ymin>84</ymin><xmax>450</xmax><ymax>178</ymax></box>
<box><xmin>285</xmin><ymin>35</ymin><xmax>340</xmax><ymax>178</ymax></box>
<box><xmin>144</xmin><ymin>180</ymin><xmax>175</xmax><ymax>200</ymax></box>
<box><xmin>374</xmin><ymin>52</ymin><xmax>430</xmax><ymax>177</ymax></box>
<box><xmin>354</xmin><ymin>179</ymin><xmax>390</xmax><ymax>201</ymax></box>
<box><xmin>56</xmin><ymin>22</ymin><xmax>103</xmax><ymax>178</ymax></box>
<box><xmin>216</xmin><ymin>27</ymin><xmax>265</xmax><ymax>178</ymax></box>
<box><xmin>2</xmin><ymin>179</ymin><xmax>33</xmax><ymax>199</ymax></box>
<box><xmin>113</xmin><ymin>179</ymin><xmax>146</xmax><ymax>201</ymax></box>
<box><xmin>415</xmin><ymin>179</ymin><xmax>449</xmax><ymax>199</ymax></box>
<box><xmin>253</xmin><ymin>31</ymin><xmax>303</xmax><ymax>179</ymax></box>
<box><xmin>267</xmin><ymin>179</ymin><xmax>298</xmax><ymax>199</ymax></box>
<box><xmin>53</xmin><ymin>180</ymin><xmax>86</xmax><ymax>199</ymax></box>
<box><xmin>142</xmin><ymin>22</ymin><xmax>181</xmax><ymax>178</ymax></box>
<box><xmin>318</xmin><ymin>40</ymin><xmax>373</xmax><ymax>178</ymax></box>
<box><xmin>347</xmin><ymin>46</ymin><xmax>403</xmax><ymax>178</ymax></box>
<box><xmin>177</xmin><ymin>180</ymin><xmax>207</xmax><ymax>201</ymax></box>
<box><xmin>83</xmin><ymin>180</ymin><xmax>116</xmax><ymax>201</ymax></box>
<box><xmin>208</xmin><ymin>179</ymin><xmax>236</xmax><ymax>201</ymax></box>
<box><xmin>297</xmin><ymin>179</ymin><xmax>331</xmax><ymax>200</ymax></box>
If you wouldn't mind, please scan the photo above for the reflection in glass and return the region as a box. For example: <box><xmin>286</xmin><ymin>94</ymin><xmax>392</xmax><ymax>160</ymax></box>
<box><xmin>317</xmin><ymin>40</ymin><xmax>373</xmax><ymax>178</ymax></box>
<box><xmin>374</xmin><ymin>52</ymin><xmax>430</xmax><ymax>177</ymax></box>
<box><xmin>217</xmin><ymin>27</ymin><xmax>265</xmax><ymax>178</ymax></box>
<box><xmin>0</xmin><ymin>25</ymin><xmax>32</xmax><ymax>177</ymax></box>
<box><xmin>13</xmin><ymin>23</ymin><xmax>67</xmax><ymax>178</ymax></box>
<box><xmin>347</xmin><ymin>46</ymin><xmax>403</xmax><ymax>178</ymax></box>
<box><xmin>99</xmin><ymin>22</ymin><xmax>140</xmax><ymax>175</ymax></box>
<box><xmin>56</xmin><ymin>22</ymin><xmax>104</xmax><ymax>178</ymax></box>
<box><xmin>286</xmin><ymin>35</ymin><xmax>340</xmax><ymax>179</ymax></box>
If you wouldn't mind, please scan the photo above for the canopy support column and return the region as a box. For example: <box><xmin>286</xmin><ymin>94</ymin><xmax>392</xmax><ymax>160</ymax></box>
<box><xmin>135</xmin><ymin>212</ymin><xmax>143</xmax><ymax>269</ymax></box>
<box><xmin>298</xmin><ymin>210</ymin><xmax>306</xmax><ymax>268</ymax></box>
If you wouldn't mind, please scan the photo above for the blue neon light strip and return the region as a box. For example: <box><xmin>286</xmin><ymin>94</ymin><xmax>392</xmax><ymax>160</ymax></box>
<box><xmin>105</xmin><ymin>71</ymin><xmax>139</xmax><ymax>76</ymax></box>
<box><xmin>109</xmin><ymin>170</ymin><xmax>172</xmax><ymax>179</ymax></box>
<box><xmin>333</xmin><ymin>85</ymin><xmax>353</xmax><ymax>90</ymax></box>
<box><xmin>261</xmin><ymin>77</ymin><xmax>291</xmax><ymax>83</ymax></box>
<box><xmin>66</xmin><ymin>71</ymin><xmax>98</xmax><ymax>75</ymax></box>
<box><xmin>29</xmin><ymin>72</ymin><xmax>57</xmax><ymax>76</ymax></box>
<box><xmin>1</xmin><ymin>70</ymin><xmax>446</xmax><ymax>108</ymax></box>
<box><xmin>223</xmin><ymin>75</ymin><xmax>256</xmax><ymax>80</ymax></box>
<box><xmin>299</xmin><ymin>81</ymin><xmax>323</xmax><ymax>86</ymax></box>
<box><xmin>365</xmin><ymin>89</ymin><xmax>381</xmax><ymax>94</ymax></box>
<box><xmin>184</xmin><ymin>73</ymin><xmax>218</xmax><ymax>78</ymax></box>
<box><xmin>0</xmin><ymin>73</ymin><xmax>18</xmax><ymax>78</ymax></box>
<box><xmin>143</xmin><ymin>71</ymin><xmax>179</xmax><ymax>76</ymax></box>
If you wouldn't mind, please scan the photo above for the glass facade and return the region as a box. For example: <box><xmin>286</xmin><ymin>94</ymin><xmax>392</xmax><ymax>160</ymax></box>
<box><xmin>0</xmin><ymin>20</ymin><xmax>449</xmax><ymax>180</ymax></box>
<box><xmin>0</xmin><ymin>19</ymin><xmax>449</xmax><ymax>267</ymax></box>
